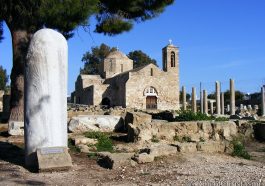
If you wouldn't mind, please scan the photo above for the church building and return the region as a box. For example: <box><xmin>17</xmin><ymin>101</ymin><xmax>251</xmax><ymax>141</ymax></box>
<box><xmin>72</xmin><ymin>42</ymin><xmax>180</xmax><ymax>110</ymax></box>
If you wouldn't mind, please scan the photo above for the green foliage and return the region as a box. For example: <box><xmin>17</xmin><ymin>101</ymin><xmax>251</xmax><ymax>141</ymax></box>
<box><xmin>224</xmin><ymin>90</ymin><xmax>245</xmax><ymax>103</ymax></box>
<box><xmin>127</xmin><ymin>50</ymin><xmax>157</xmax><ymax>69</ymax></box>
<box><xmin>0</xmin><ymin>66</ymin><xmax>8</xmax><ymax>90</ymax></box>
<box><xmin>87</xmin><ymin>152</ymin><xmax>97</xmax><ymax>159</ymax></box>
<box><xmin>84</xmin><ymin>131</ymin><xmax>114</xmax><ymax>152</ymax></box>
<box><xmin>231</xmin><ymin>140</ymin><xmax>250</xmax><ymax>160</ymax></box>
<box><xmin>68</xmin><ymin>138</ymin><xmax>80</xmax><ymax>153</ymax></box>
<box><xmin>182</xmin><ymin>136</ymin><xmax>192</xmax><ymax>142</ymax></box>
<box><xmin>214</xmin><ymin>117</ymin><xmax>229</xmax><ymax>121</ymax></box>
<box><xmin>199</xmin><ymin>137</ymin><xmax>205</xmax><ymax>142</ymax></box>
<box><xmin>96</xmin><ymin>135</ymin><xmax>114</xmax><ymax>152</ymax></box>
<box><xmin>96</xmin><ymin>0</ymin><xmax>174</xmax><ymax>35</ymax></box>
<box><xmin>151</xmin><ymin>135</ymin><xmax>159</xmax><ymax>143</ymax></box>
<box><xmin>174</xmin><ymin>110</ymin><xmax>213</xmax><ymax>122</ymax></box>
<box><xmin>173</xmin><ymin>135</ymin><xmax>180</xmax><ymax>142</ymax></box>
<box><xmin>80</xmin><ymin>43</ymin><xmax>116</xmax><ymax>74</ymax></box>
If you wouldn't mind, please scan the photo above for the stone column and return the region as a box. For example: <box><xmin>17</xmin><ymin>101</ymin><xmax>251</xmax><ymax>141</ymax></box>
<box><xmin>215</xmin><ymin>81</ymin><xmax>221</xmax><ymax>115</ymax></box>
<box><xmin>221</xmin><ymin>92</ymin><xmax>225</xmax><ymax>115</ymax></box>
<box><xmin>262</xmin><ymin>86</ymin><xmax>265</xmax><ymax>116</ymax></box>
<box><xmin>203</xmin><ymin>90</ymin><xmax>208</xmax><ymax>115</ymax></box>
<box><xmin>200</xmin><ymin>91</ymin><xmax>203</xmax><ymax>113</ymax></box>
<box><xmin>25</xmin><ymin>29</ymin><xmax>68</xmax><ymax>167</ymax></box>
<box><xmin>210</xmin><ymin>101</ymin><xmax>214</xmax><ymax>115</ymax></box>
<box><xmin>192</xmin><ymin>87</ymin><xmax>197</xmax><ymax>113</ymax></box>
<box><xmin>230</xmin><ymin>79</ymin><xmax>235</xmax><ymax>115</ymax></box>
<box><xmin>182</xmin><ymin>86</ymin><xmax>186</xmax><ymax>110</ymax></box>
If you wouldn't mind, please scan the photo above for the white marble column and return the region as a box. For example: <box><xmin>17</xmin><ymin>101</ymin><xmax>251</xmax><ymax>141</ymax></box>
<box><xmin>25</xmin><ymin>29</ymin><xmax>68</xmax><ymax>167</ymax></box>
<box><xmin>200</xmin><ymin>90</ymin><xmax>203</xmax><ymax>113</ymax></box>
<box><xmin>221</xmin><ymin>92</ymin><xmax>225</xmax><ymax>115</ymax></box>
<box><xmin>215</xmin><ymin>81</ymin><xmax>221</xmax><ymax>115</ymax></box>
<box><xmin>230</xmin><ymin>79</ymin><xmax>235</xmax><ymax>115</ymax></box>
<box><xmin>203</xmin><ymin>90</ymin><xmax>208</xmax><ymax>115</ymax></box>
<box><xmin>182</xmin><ymin>86</ymin><xmax>186</xmax><ymax>111</ymax></box>
<box><xmin>210</xmin><ymin>101</ymin><xmax>214</xmax><ymax>115</ymax></box>
<box><xmin>262</xmin><ymin>86</ymin><xmax>265</xmax><ymax>116</ymax></box>
<box><xmin>192</xmin><ymin>87</ymin><xmax>197</xmax><ymax>113</ymax></box>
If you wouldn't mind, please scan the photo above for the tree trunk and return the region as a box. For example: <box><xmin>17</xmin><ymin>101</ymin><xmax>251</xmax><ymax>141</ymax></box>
<box><xmin>9</xmin><ymin>30</ymin><xmax>31</xmax><ymax>122</ymax></box>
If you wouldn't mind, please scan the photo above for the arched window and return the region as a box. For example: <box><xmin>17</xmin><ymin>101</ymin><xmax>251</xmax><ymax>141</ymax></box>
<box><xmin>144</xmin><ymin>87</ymin><xmax>158</xmax><ymax>96</ymax></box>
<box><xmin>171</xmin><ymin>52</ymin><xmax>175</xmax><ymax>67</ymax></box>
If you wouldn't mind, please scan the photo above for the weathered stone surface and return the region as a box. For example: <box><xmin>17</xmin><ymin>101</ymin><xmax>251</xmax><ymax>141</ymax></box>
<box><xmin>8</xmin><ymin>121</ymin><xmax>24</xmax><ymax>136</ymax></box>
<box><xmin>74</xmin><ymin>136</ymin><xmax>97</xmax><ymax>146</ymax></box>
<box><xmin>175</xmin><ymin>142</ymin><xmax>197</xmax><ymax>153</ymax></box>
<box><xmin>211</xmin><ymin>121</ymin><xmax>237</xmax><ymax>141</ymax></box>
<box><xmin>68</xmin><ymin>115</ymin><xmax>123</xmax><ymax>133</ymax></box>
<box><xmin>97</xmin><ymin>152</ymin><xmax>134</xmax><ymax>169</ymax></box>
<box><xmin>25</xmin><ymin>29</ymin><xmax>68</xmax><ymax>167</ymax></box>
<box><xmin>132</xmin><ymin>153</ymin><xmax>154</xmax><ymax>164</ymax></box>
<box><xmin>197</xmin><ymin>141</ymin><xmax>226</xmax><ymax>153</ymax></box>
<box><xmin>125</xmin><ymin>112</ymin><xmax>152</xmax><ymax>126</ymax></box>
<box><xmin>149</xmin><ymin>143</ymin><xmax>178</xmax><ymax>157</ymax></box>
<box><xmin>37</xmin><ymin>147</ymin><xmax>72</xmax><ymax>172</ymax></box>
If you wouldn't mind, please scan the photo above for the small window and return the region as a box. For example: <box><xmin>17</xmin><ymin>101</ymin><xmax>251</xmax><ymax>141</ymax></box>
<box><xmin>171</xmin><ymin>51</ymin><xmax>175</xmax><ymax>67</ymax></box>
<box><xmin>121</xmin><ymin>64</ymin><xmax>123</xmax><ymax>72</ymax></box>
<box><xmin>151</xmin><ymin>68</ymin><xmax>153</xmax><ymax>76</ymax></box>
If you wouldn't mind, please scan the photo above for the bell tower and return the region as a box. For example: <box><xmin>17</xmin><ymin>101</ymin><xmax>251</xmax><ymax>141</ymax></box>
<box><xmin>162</xmin><ymin>39</ymin><xmax>179</xmax><ymax>73</ymax></box>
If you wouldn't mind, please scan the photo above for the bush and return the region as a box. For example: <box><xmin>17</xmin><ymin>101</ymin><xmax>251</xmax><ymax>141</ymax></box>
<box><xmin>199</xmin><ymin>137</ymin><xmax>205</xmax><ymax>142</ymax></box>
<box><xmin>83</xmin><ymin>131</ymin><xmax>114</xmax><ymax>153</ymax></box>
<box><xmin>151</xmin><ymin>135</ymin><xmax>159</xmax><ymax>143</ymax></box>
<box><xmin>84</xmin><ymin>131</ymin><xmax>109</xmax><ymax>139</ymax></box>
<box><xmin>173</xmin><ymin>135</ymin><xmax>192</xmax><ymax>142</ymax></box>
<box><xmin>96</xmin><ymin>135</ymin><xmax>114</xmax><ymax>152</ymax></box>
<box><xmin>215</xmin><ymin>117</ymin><xmax>229</xmax><ymax>121</ymax></box>
<box><xmin>231</xmin><ymin>137</ymin><xmax>250</xmax><ymax>160</ymax></box>
<box><xmin>173</xmin><ymin>110</ymin><xmax>213</xmax><ymax>121</ymax></box>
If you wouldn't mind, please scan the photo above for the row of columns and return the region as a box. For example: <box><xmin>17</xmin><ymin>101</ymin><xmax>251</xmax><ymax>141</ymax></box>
<box><xmin>181</xmin><ymin>79</ymin><xmax>239</xmax><ymax>115</ymax></box>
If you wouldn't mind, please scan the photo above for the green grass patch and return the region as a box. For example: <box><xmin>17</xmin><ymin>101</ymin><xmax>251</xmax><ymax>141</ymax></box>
<box><xmin>173</xmin><ymin>135</ymin><xmax>192</xmax><ymax>142</ymax></box>
<box><xmin>84</xmin><ymin>131</ymin><xmax>111</xmax><ymax>139</ymax></box>
<box><xmin>95</xmin><ymin>135</ymin><xmax>114</xmax><ymax>152</ymax></box>
<box><xmin>231</xmin><ymin>136</ymin><xmax>251</xmax><ymax>160</ymax></box>
<box><xmin>214</xmin><ymin>117</ymin><xmax>229</xmax><ymax>121</ymax></box>
<box><xmin>87</xmin><ymin>152</ymin><xmax>97</xmax><ymax>159</ymax></box>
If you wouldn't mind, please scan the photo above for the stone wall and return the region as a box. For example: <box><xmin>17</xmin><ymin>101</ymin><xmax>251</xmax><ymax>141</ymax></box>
<box><xmin>126</xmin><ymin>64</ymin><xmax>179</xmax><ymax>110</ymax></box>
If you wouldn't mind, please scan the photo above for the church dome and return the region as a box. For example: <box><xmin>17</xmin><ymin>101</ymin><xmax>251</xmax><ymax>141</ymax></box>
<box><xmin>106</xmin><ymin>50</ymin><xmax>129</xmax><ymax>59</ymax></box>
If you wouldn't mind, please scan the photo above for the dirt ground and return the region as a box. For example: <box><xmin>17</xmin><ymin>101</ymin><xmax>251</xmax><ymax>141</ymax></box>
<box><xmin>0</xmin><ymin>123</ymin><xmax>265</xmax><ymax>186</ymax></box>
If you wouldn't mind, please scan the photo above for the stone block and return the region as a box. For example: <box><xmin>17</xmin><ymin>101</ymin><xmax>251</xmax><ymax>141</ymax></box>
<box><xmin>68</xmin><ymin>115</ymin><xmax>123</xmax><ymax>133</ymax></box>
<box><xmin>125</xmin><ymin>112</ymin><xmax>152</xmax><ymax>127</ymax></box>
<box><xmin>37</xmin><ymin>147</ymin><xmax>72</xmax><ymax>172</ymax></box>
<box><xmin>197</xmin><ymin>141</ymin><xmax>226</xmax><ymax>153</ymax></box>
<box><xmin>8</xmin><ymin>121</ymin><xmax>24</xmax><ymax>136</ymax></box>
<box><xmin>132</xmin><ymin>153</ymin><xmax>154</xmax><ymax>164</ymax></box>
<box><xmin>97</xmin><ymin>152</ymin><xmax>134</xmax><ymax>169</ymax></box>
<box><xmin>175</xmin><ymin>142</ymin><xmax>197</xmax><ymax>153</ymax></box>
<box><xmin>149</xmin><ymin>143</ymin><xmax>178</xmax><ymax>157</ymax></box>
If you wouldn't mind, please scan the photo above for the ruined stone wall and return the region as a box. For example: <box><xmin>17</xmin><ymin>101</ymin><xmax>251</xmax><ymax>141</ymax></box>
<box><xmin>125</xmin><ymin>64</ymin><xmax>179</xmax><ymax>110</ymax></box>
<box><xmin>104</xmin><ymin>73</ymin><xmax>129</xmax><ymax>107</ymax></box>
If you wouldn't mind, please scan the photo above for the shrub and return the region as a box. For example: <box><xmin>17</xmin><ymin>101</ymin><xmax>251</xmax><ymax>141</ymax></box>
<box><xmin>96</xmin><ymin>135</ymin><xmax>114</xmax><ymax>152</ymax></box>
<box><xmin>173</xmin><ymin>110</ymin><xmax>213</xmax><ymax>122</ymax></box>
<box><xmin>173</xmin><ymin>135</ymin><xmax>180</xmax><ymax>142</ymax></box>
<box><xmin>199</xmin><ymin>137</ymin><xmax>205</xmax><ymax>142</ymax></box>
<box><xmin>232</xmin><ymin>140</ymin><xmax>250</xmax><ymax>160</ymax></box>
<box><xmin>84</xmin><ymin>131</ymin><xmax>109</xmax><ymax>139</ymax></box>
<box><xmin>182</xmin><ymin>136</ymin><xmax>192</xmax><ymax>142</ymax></box>
<box><xmin>215</xmin><ymin>117</ymin><xmax>229</xmax><ymax>121</ymax></box>
<box><xmin>151</xmin><ymin>135</ymin><xmax>160</xmax><ymax>143</ymax></box>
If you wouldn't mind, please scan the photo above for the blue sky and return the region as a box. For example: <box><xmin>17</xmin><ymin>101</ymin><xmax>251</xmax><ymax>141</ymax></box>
<box><xmin>1</xmin><ymin>0</ymin><xmax>265</xmax><ymax>95</ymax></box>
